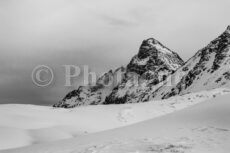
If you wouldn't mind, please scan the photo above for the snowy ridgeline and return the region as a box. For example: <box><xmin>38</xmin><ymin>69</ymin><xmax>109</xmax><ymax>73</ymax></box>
<box><xmin>0</xmin><ymin>88</ymin><xmax>229</xmax><ymax>152</ymax></box>
<box><xmin>55</xmin><ymin>26</ymin><xmax>230</xmax><ymax>108</ymax></box>
<box><xmin>1</xmin><ymin>88</ymin><xmax>230</xmax><ymax>153</ymax></box>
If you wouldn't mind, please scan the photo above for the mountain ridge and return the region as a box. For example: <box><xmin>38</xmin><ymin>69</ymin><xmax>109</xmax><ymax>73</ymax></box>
<box><xmin>149</xmin><ymin>26</ymin><xmax>230</xmax><ymax>100</ymax></box>
<box><xmin>54</xmin><ymin>26</ymin><xmax>230</xmax><ymax>108</ymax></box>
<box><xmin>54</xmin><ymin>37</ymin><xmax>184</xmax><ymax>107</ymax></box>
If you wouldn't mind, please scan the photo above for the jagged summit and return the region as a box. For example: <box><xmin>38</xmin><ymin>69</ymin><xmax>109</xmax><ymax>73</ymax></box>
<box><xmin>139</xmin><ymin>38</ymin><xmax>162</xmax><ymax>50</ymax></box>
<box><xmin>104</xmin><ymin>38</ymin><xmax>184</xmax><ymax>104</ymax></box>
<box><xmin>227</xmin><ymin>25</ymin><xmax>230</xmax><ymax>30</ymax></box>
<box><xmin>138</xmin><ymin>38</ymin><xmax>176</xmax><ymax>56</ymax></box>
<box><xmin>226</xmin><ymin>25</ymin><xmax>230</xmax><ymax>33</ymax></box>
<box><xmin>127</xmin><ymin>38</ymin><xmax>184</xmax><ymax>76</ymax></box>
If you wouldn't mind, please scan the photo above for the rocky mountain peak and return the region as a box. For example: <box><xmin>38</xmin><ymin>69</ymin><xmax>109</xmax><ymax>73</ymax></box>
<box><xmin>226</xmin><ymin>25</ymin><xmax>230</xmax><ymax>33</ymax></box>
<box><xmin>139</xmin><ymin>38</ymin><xmax>160</xmax><ymax>50</ymax></box>
<box><xmin>103</xmin><ymin>38</ymin><xmax>184</xmax><ymax>105</ymax></box>
<box><xmin>128</xmin><ymin>38</ymin><xmax>184</xmax><ymax>76</ymax></box>
<box><xmin>138</xmin><ymin>38</ymin><xmax>174</xmax><ymax>59</ymax></box>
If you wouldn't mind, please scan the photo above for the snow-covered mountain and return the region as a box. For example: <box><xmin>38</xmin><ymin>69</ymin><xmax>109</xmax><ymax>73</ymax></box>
<box><xmin>147</xmin><ymin>26</ymin><xmax>230</xmax><ymax>100</ymax></box>
<box><xmin>54</xmin><ymin>38</ymin><xmax>184</xmax><ymax>107</ymax></box>
<box><xmin>54</xmin><ymin>67</ymin><xmax>126</xmax><ymax>108</ymax></box>
<box><xmin>104</xmin><ymin>38</ymin><xmax>184</xmax><ymax>104</ymax></box>
<box><xmin>54</xmin><ymin>26</ymin><xmax>230</xmax><ymax>108</ymax></box>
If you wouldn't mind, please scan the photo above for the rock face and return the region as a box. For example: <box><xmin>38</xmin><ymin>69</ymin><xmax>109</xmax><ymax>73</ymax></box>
<box><xmin>127</xmin><ymin>38</ymin><xmax>184</xmax><ymax>76</ymax></box>
<box><xmin>104</xmin><ymin>38</ymin><xmax>184</xmax><ymax>104</ymax></box>
<box><xmin>148</xmin><ymin>26</ymin><xmax>230</xmax><ymax>100</ymax></box>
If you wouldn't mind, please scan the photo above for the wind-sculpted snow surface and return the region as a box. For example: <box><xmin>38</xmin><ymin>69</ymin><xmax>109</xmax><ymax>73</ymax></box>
<box><xmin>3</xmin><ymin>91</ymin><xmax>230</xmax><ymax>153</ymax></box>
<box><xmin>77</xmin><ymin>139</ymin><xmax>193</xmax><ymax>153</ymax></box>
<box><xmin>0</xmin><ymin>88</ymin><xmax>229</xmax><ymax>151</ymax></box>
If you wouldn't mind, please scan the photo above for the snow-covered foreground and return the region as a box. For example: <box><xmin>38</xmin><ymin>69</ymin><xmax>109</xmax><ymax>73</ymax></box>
<box><xmin>0</xmin><ymin>88</ymin><xmax>229</xmax><ymax>152</ymax></box>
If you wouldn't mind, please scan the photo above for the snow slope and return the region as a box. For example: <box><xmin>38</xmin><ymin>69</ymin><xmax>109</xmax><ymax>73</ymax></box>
<box><xmin>3</xmin><ymin>90</ymin><xmax>230</xmax><ymax>153</ymax></box>
<box><xmin>0</xmin><ymin>88</ymin><xmax>229</xmax><ymax>151</ymax></box>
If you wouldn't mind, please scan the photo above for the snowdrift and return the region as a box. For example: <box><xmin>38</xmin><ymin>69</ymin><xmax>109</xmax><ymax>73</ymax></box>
<box><xmin>2</xmin><ymin>89</ymin><xmax>230</xmax><ymax>153</ymax></box>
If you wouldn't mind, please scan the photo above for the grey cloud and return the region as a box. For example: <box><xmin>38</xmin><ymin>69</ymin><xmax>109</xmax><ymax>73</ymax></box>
<box><xmin>98</xmin><ymin>15</ymin><xmax>139</xmax><ymax>27</ymax></box>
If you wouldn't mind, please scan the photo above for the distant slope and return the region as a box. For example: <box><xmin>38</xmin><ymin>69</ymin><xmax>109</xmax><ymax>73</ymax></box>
<box><xmin>54</xmin><ymin>67</ymin><xmax>126</xmax><ymax>108</ymax></box>
<box><xmin>149</xmin><ymin>26</ymin><xmax>230</xmax><ymax>100</ymax></box>
<box><xmin>3</xmin><ymin>91</ymin><xmax>230</xmax><ymax>153</ymax></box>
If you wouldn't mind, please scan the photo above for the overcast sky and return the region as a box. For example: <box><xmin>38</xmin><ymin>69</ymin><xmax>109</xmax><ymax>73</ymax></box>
<box><xmin>0</xmin><ymin>0</ymin><xmax>229</xmax><ymax>105</ymax></box>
